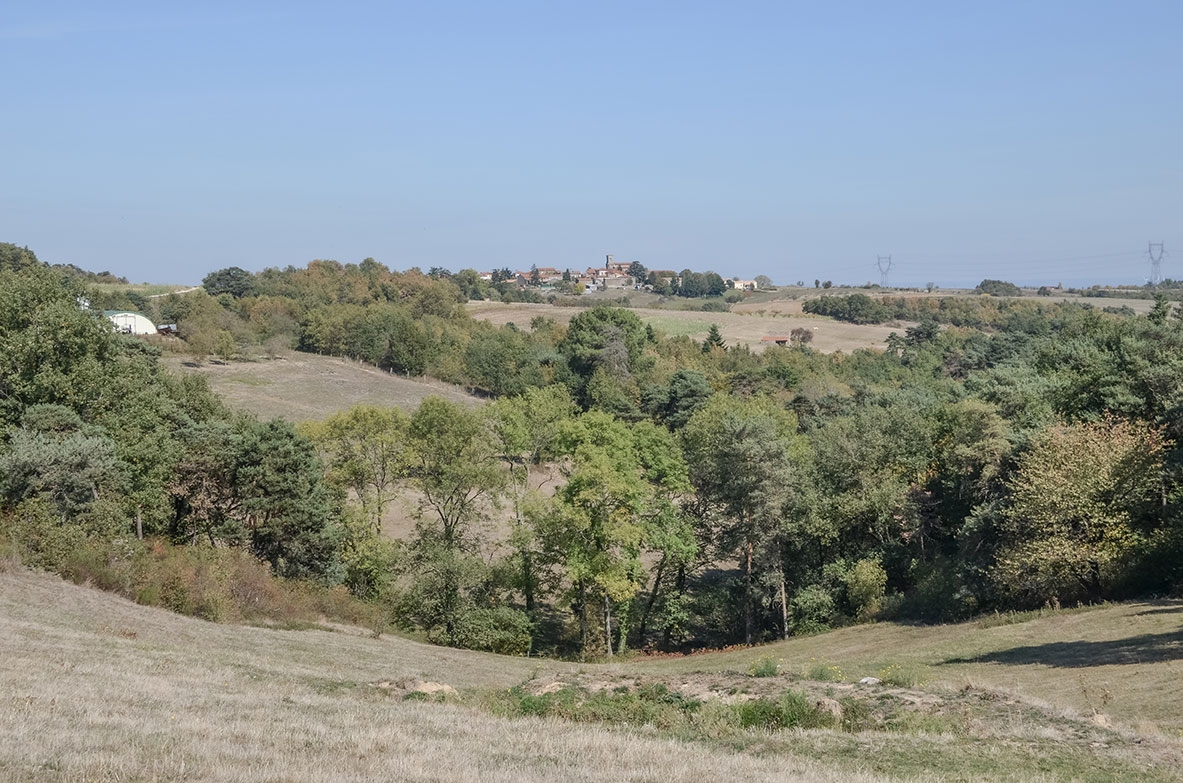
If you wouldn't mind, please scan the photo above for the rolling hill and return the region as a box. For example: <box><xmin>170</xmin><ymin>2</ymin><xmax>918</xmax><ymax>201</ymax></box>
<box><xmin>3</xmin><ymin>565</ymin><xmax>1181</xmax><ymax>782</ymax></box>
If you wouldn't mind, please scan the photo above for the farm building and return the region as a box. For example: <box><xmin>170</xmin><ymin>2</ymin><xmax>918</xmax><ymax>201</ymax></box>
<box><xmin>105</xmin><ymin>310</ymin><xmax>157</xmax><ymax>335</ymax></box>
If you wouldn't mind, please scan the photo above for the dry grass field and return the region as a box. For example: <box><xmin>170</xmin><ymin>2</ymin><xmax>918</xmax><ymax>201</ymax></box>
<box><xmin>165</xmin><ymin>353</ymin><xmax>481</xmax><ymax>422</ymax></box>
<box><xmin>467</xmin><ymin>300</ymin><xmax>903</xmax><ymax>354</ymax></box>
<box><xmin>4</xmin><ymin>565</ymin><xmax>1182</xmax><ymax>782</ymax></box>
<box><xmin>467</xmin><ymin>289</ymin><xmax>1161</xmax><ymax>356</ymax></box>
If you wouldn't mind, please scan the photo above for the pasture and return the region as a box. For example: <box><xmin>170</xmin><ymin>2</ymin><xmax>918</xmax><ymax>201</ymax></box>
<box><xmin>467</xmin><ymin>298</ymin><xmax>903</xmax><ymax>354</ymax></box>
<box><xmin>3</xmin><ymin>566</ymin><xmax>1181</xmax><ymax>782</ymax></box>
<box><xmin>165</xmin><ymin>353</ymin><xmax>481</xmax><ymax>422</ymax></box>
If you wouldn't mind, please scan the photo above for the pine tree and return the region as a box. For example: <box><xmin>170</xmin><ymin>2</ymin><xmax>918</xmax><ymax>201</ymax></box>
<box><xmin>702</xmin><ymin>323</ymin><xmax>725</xmax><ymax>352</ymax></box>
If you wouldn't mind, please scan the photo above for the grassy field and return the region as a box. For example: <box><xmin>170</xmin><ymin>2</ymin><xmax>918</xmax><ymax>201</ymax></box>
<box><xmin>165</xmin><ymin>353</ymin><xmax>481</xmax><ymax>422</ymax></box>
<box><xmin>89</xmin><ymin>282</ymin><xmax>196</xmax><ymax>297</ymax></box>
<box><xmin>467</xmin><ymin>299</ymin><xmax>903</xmax><ymax>354</ymax></box>
<box><xmin>467</xmin><ymin>289</ymin><xmax>1162</xmax><ymax>355</ymax></box>
<box><xmin>3</xmin><ymin>565</ymin><xmax>1181</xmax><ymax>782</ymax></box>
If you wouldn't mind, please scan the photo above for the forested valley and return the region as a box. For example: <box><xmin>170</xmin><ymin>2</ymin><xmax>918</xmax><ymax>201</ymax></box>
<box><xmin>3</xmin><ymin>241</ymin><xmax>1183</xmax><ymax>659</ymax></box>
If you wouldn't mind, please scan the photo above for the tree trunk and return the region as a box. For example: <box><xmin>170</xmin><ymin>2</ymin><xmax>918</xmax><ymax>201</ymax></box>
<box><xmin>136</xmin><ymin>507</ymin><xmax>143</xmax><ymax>541</ymax></box>
<box><xmin>745</xmin><ymin>539</ymin><xmax>754</xmax><ymax>646</ymax></box>
<box><xmin>662</xmin><ymin>564</ymin><xmax>687</xmax><ymax>650</ymax></box>
<box><xmin>522</xmin><ymin>550</ymin><xmax>535</xmax><ymax>612</ymax></box>
<box><xmin>603</xmin><ymin>592</ymin><xmax>613</xmax><ymax>659</ymax></box>
<box><xmin>636</xmin><ymin>556</ymin><xmax>666</xmax><ymax>646</ymax></box>
<box><xmin>617</xmin><ymin>600</ymin><xmax>630</xmax><ymax>656</ymax></box>
<box><xmin>779</xmin><ymin>540</ymin><xmax>789</xmax><ymax>640</ymax></box>
<box><xmin>779</xmin><ymin>573</ymin><xmax>789</xmax><ymax>641</ymax></box>
<box><xmin>578</xmin><ymin>580</ymin><xmax>589</xmax><ymax>658</ymax></box>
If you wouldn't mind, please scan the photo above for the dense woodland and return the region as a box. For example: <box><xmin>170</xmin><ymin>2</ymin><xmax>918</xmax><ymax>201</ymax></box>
<box><xmin>3</xmin><ymin>242</ymin><xmax>1183</xmax><ymax>658</ymax></box>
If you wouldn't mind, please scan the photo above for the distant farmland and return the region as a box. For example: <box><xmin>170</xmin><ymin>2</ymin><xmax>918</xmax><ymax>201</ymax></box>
<box><xmin>467</xmin><ymin>299</ymin><xmax>902</xmax><ymax>354</ymax></box>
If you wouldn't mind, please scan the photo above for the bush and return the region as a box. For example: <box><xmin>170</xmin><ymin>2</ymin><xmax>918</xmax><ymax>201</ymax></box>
<box><xmin>735</xmin><ymin>690</ymin><xmax>834</xmax><ymax>731</ymax></box>
<box><xmin>501</xmin><ymin>683</ymin><xmax>701</xmax><ymax>730</ymax></box>
<box><xmin>844</xmin><ymin>558</ymin><xmax>887</xmax><ymax>621</ymax></box>
<box><xmin>792</xmin><ymin>584</ymin><xmax>835</xmax><ymax>634</ymax></box>
<box><xmin>976</xmin><ymin>279</ymin><xmax>1022</xmax><ymax>297</ymax></box>
<box><xmin>805</xmin><ymin>659</ymin><xmax>845</xmax><ymax>682</ymax></box>
<box><xmin>450</xmin><ymin>606</ymin><xmax>533</xmax><ymax>656</ymax></box>
<box><xmin>899</xmin><ymin>557</ymin><xmax>978</xmax><ymax>623</ymax></box>
<box><xmin>749</xmin><ymin>656</ymin><xmax>780</xmax><ymax>677</ymax></box>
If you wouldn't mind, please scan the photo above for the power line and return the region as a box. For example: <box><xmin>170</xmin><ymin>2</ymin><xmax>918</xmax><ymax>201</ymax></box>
<box><xmin>1148</xmin><ymin>242</ymin><xmax>1166</xmax><ymax>285</ymax></box>
<box><xmin>876</xmin><ymin>255</ymin><xmax>893</xmax><ymax>287</ymax></box>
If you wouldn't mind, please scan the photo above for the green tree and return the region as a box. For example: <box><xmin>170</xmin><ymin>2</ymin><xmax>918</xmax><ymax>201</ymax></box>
<box><xmin>0</xmin><ymin>263</ymin><xmax>120</xmax><ymax>426</ymax></box>
<box><xmin>702</xmin><ymin>324</ymin><xmax>726</xmax><ymax>353</ymax></box>
<box><xmin>464</xmin><ymin>325</ymin><xmax>543</xmax><ymax>397</ymax></box>
<box><xmin>541</xmin><ymin>411</ymin><xmax>689</xmax><ymax>657</ymax></box>
<box><xmin>641</xmin><ymin>369</ymin><xmax>713</xmax><ymax>430</ymax></box>
<box><xmin>214</xmin><ymin>330</ymin><xmax>236</xmax><ymax>362</ymax></box>
<box><xmin>488</xmin><ymin>386</ymin><xmax>576</xmax><ymax>613</ymax></box>
<box><xmin>304</xmin><ymin>405</ymin><xmax>410</xmax><ymax>533</ymax></box>
<box><xmin>976</xmin><ymin>279</ymin><xmax>1022</xmax><ymax>297</ymax></box>
<box><xmin>0</xmin><ymin>405</ymin><xmax>125</xmax><ymax>525</ymax></box>
<box><xmin>167</xmin><ymin>417</ymin><xmax>344</xmax><ymax>580</ymax></box>
<box><xmin>1148</xmin><ymin>293</ymin><xmax>1172</xmax><ymax>325</ymax></box>
<box><xmin>683</xmin><ymin>396</ymin><xmax>798</xmax><ymax>643</ymax></box>
<box><xmin>452</xmin><ymin>269</ymin><xmax>488</xmax><ymax>301</ymax></box>
<box><xmin>0</xmin><ymin>243</ymin><xmax>40</xmax><ymax>272</ymax></box>
<box><xmin>202</xmin><ymin>266</ymin><xmax>256</xmax><ymax>298</ymax></box>
<box><xmin>402</xmin><ymin>398</ymin><xmax>505</xmax><ymax>644</ymax></box>
<box><xmin>559</xmin><ymin>306</ymin><xmax>651</xmax><ymax>404</ymax></box>
<box><xmin>994</xmin><ymin>417</ymin><xmax>1164</xmax><ymax>605</ymax></box>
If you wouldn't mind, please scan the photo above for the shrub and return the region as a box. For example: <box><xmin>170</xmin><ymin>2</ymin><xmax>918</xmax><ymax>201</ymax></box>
<box><xmin>735</xmin><ymin>690</ymin><xmax>833</xmax><ymax>731</ymax></box>
<box><xmin>900</xmin><ymin>557</ymin><xmax>977</xmax><ymax>623</ymax></box>
<box><xmin>877</xmin><ymin>663</ymin><xmax>923</xmax><ymax>688</ymax></box>
<box><xmin>450</xmin><ymin>606</ymin><xmax>534</xmax><ymax>656</ymax></box>
<box><xmin>805</xmin><ymin>659</ymin><xmax>845</xmax><ymax>682</ymax></box>
<box><xmin>749</xmin><ymin>656</ymin><xmax>780</xmax><ymax>677</ymax></box>
<box><xmin>792</xmin><ymin>584</ymin><xmax>835</xmax><ymax>634</ymax></box>
<box><xmin>844</xmin><ymin>558</ymin><xmax>887</xmax><ymax>621</ymax></box>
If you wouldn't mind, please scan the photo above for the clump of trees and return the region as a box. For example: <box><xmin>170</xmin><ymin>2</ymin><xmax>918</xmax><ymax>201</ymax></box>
<box><xmin>1</xmin><ymin>254</ymin><xmax>347</xmax><ymax>585</ymax></box>
<box><xmin>975</xmin><ymin>279</ymin><xmax>1023</xmax><ymax>297</ymax></box>
<box><xmin>6</xmin><ymin>244</ymin><xmax>1183</xmax><ymax>660</ymax></box>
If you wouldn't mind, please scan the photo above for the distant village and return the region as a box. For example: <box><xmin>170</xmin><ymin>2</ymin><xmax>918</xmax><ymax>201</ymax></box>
<box><xmin>478</xmin><ymin>255</ymin><xmax>759</xmax><ymax>293</ymax></box>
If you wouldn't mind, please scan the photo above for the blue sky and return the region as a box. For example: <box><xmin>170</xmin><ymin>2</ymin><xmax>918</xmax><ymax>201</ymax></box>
<box><xmin>2</xmin><ymin>1</ymin><xmax>1180</xmax><ymax>287</ymax></box>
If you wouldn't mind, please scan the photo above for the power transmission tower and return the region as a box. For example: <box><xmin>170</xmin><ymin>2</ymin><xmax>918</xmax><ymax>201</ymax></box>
<box><xmin>877</xmin><ymin>255</ymin><xmax>893</xmax><ymax>287</ymax></box>
<box><xmin>1148</xmin><ymin>242</ymin><xmax>1165</xmax><ymax>286</ymax></box>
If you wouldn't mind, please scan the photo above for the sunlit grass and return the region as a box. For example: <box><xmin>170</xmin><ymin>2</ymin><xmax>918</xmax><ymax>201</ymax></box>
<box><xmin>4</xmin><ymin>569</ymin><xmax>1182</xmax><ymax>782</ymax></box>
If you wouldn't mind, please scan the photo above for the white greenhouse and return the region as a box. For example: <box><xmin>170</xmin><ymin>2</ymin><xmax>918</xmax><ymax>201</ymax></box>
<box><xmin>105</xmin><ymin>310</ymin><xmax>157</xmax><ymax>335</ymax></box>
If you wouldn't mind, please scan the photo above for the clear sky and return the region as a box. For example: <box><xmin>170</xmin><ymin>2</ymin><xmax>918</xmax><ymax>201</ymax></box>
<box><xmin>3</xmin><ymin>1</ymin><xmax>1180</xmax><ymax>287</ymax></box>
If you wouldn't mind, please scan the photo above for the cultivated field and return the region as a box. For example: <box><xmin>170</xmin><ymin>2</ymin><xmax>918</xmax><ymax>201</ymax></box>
<box><xmin>165</xmin><ymin>353</ymin><xmax>481</xmax><ymax>422</ymax></box>
<box><xmin>3</xmin><ymin>566</ymin><xmax>1181</xmax><ymax>782</ymax></box>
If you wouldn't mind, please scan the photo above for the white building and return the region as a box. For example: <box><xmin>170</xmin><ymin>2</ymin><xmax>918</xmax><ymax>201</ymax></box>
<box><xmin>105</xmin><ymin>310</ymin><xmax>157</xmax><ymax>335</ymax></box>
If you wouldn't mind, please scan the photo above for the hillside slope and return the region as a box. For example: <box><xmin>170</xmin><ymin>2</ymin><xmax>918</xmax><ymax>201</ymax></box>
<box><xmin>166</xmin><ymin>352</ymin><xmax>481</xmax><ymax>422</ymax></box>
<box><xmin>0</xmin><ymin>568</ymin><xmax>878</xmax><ymax>783</ymax></box>
<box><xmin>4</xmin><ymin>567</ymin><xmax>1183</xmax><ymax>781</ymax></box>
